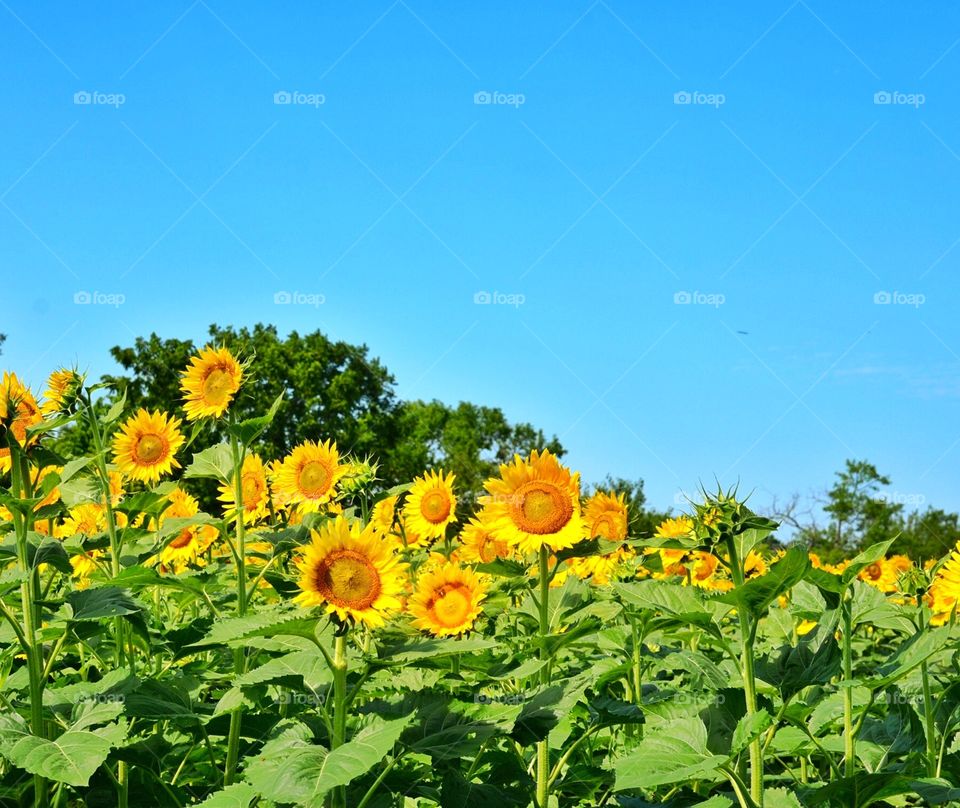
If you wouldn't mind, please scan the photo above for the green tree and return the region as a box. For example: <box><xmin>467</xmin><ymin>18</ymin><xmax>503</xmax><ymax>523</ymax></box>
<box><xmin>893</xmin><ymin>507</ymin><xmax>960</xmax><ymax>563</ymax></box>
<box><xmin>64</xmin><ymin>324</ymin><xmax>565</xmax><ymax>507</ymax></box>
<box><xmin>820</xmin><ymin>459</ymin><xmax>903</xmax><ymax>554</ymax></box>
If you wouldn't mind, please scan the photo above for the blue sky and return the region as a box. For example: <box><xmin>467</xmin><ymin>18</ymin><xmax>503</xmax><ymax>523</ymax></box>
<box><xmin>3</xmin><ymin>1</ymin><xmax>959</xmax><ymax>528</ymax></box>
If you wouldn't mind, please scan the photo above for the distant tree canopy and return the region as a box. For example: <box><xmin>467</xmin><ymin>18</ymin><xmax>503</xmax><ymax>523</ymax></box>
<box><xmin>65</xmin><ymin>324</ymin><xmax>585</xmax><ymax>511</ymax></box>
<box><xmin>797</xmin><ymin>458</ymin><xmax>960</xmax><ymax>563</ymax></box>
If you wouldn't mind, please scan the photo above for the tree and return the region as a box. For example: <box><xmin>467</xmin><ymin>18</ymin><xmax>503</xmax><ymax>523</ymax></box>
<box><xmin>893</xmin><ymin>508</ymin><xmax>960</xmax><ymax>563</ymax></box>
<box><xmin>821</xmin><ymin>460</ymin><xmax>903</xmax><ymax>554</ymax></box>
<box><xmin>71</xmin><ymin>324</ymin><xmax>566</xmax><ymax>506</ymax></box>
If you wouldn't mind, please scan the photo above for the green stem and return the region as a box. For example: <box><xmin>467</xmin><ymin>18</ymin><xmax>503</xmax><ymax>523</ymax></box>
<box><xmin>726</xmin><ymin>537</ymin><xmax>763</xmax><ymax>807</ymax></box>
<box><xmin>10</xmin><ymin>447</ymin><xmax>48</xmax><ymax>808</ymax></box>
<box><xmin>921</xmin><ymin>660</ymin><xmax>937</xmax><ymax>776</ymax></box>
<box><xmin>536</xmin><ymin>544</ymin><xmax>551</xmax><ymax>808</ymax></box>
<box><xmin>331</xmin><ymin>632</ymin><xmax>349</xmax><ymax>808</ymax></box>
<box><xmin>224</xmin><ymin>424</ymin><xmax>248</xmax><ymax>786</ymax></box>
<box><xmin>84</xmin><ymin>394</ymin><xmax>131</xmax><ymax>807</ymax></box>
<box><xmin>841</xmin><ymin>592</ymin><xmax>855</xmax><ymax>777</ymax></box>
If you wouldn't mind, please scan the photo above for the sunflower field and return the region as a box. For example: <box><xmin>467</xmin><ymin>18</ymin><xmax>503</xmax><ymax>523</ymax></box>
<box><xmin>2</xmin><ymin>350</ymin><xmax>960</xmax><ymax>808</ymax></box>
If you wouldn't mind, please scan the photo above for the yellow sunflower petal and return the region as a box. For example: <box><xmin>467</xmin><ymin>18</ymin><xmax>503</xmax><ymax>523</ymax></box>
<box><xmin>180</xmin><ymin>345</ymin><xmax>243</xmax><ymax>421</ymax></box>
<box><xmin>111</xmin><ymin>409</ymin><xmax>185</xmax><ymax>485</ymax></box>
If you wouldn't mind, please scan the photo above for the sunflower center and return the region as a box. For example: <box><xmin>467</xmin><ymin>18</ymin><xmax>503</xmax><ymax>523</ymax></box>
<box><xmin>134</xmin><ymin>433</ymin><xmax>166</xmax><ymax>464</ymax></box>
<box><xmin>315</xmin><ymin>549</ymin><xmax>381</xmax><ymax>609</ymax></box>
<box><xmin>420</xmin><ymin>490</ymin><xmax>451</xmax><ymax>524</ymax></box>
<box><xmin>241</xmin><ymin>473</ymin><xmax>262</xmax><ymax>504</ymax></box>
<box><xmin>430</xmin><ymin>583</ymin><xmax>472</xmax><ymax>628</ymax></box>
<box><xmin>865</xmin><ymin>562</ymin><xmax>883</xmax><ymax>580</ymax></box>
<box><xmin>511</xmin><ymin>482</ymin><xmax>572</xmax><ymax>535</ymax></box>
<box><xmin>298</xmin><ymin>460</ymin><xmax>333</xmax><ymax>497</ymax></box>
<box><xmin>201</xmin><ymin>367</ymin><xmax>234</xmax><ymax>405</ymax></box>
<box><xmin>169</xmin><ymin>528</ymin><xmax>195</xmax><ymax>549</ymax></box>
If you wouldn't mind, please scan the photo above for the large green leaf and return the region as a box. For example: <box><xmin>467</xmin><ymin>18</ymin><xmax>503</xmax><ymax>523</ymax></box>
<box><xmin>0</xmin><ymin>713</ymin><xmax>128</xmax><ymax>787</ymax></box>
<box><xmin>195</xmin><ymin>783</ymin><xmax>258</xmax><ymax>808</ymax></box>
<box><xmin>867</xmin><ymin>626</ymin><xmax>959</xmax><ymax>688</ymax></box>
<box><xmin>717</xmin><ymin>546</ymin><xmax>809</xmax><ymax>617</ymax></box>
<box><xmin>183</xmin><ymin>443</ymin><xmax>235</xmax><ymax>483</ymax></box>
<box><xmin>613</xmin><ymin>717</ymin><xmax>727</xmax><ymax>790</ymax></box>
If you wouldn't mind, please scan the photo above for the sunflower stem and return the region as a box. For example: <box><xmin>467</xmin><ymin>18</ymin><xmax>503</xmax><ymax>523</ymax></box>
<box><xmin>726</xmin><ymin>536</ymin><xmax>763</xmax><ymax>807</ymax></box>
<box><xmin>83</xmin><ymin>392</ymin><xmax>133</xmax><ymax>807</ymax></box>
<box><xmin>9</xmin><ymin>444</ymin><xmax>48</xmax><ymax>808</ymax></box>
<box><xmin>331</xmin><ymin>631</ymin><xmax>349</xmax><ymax>808</ymax></box>
<box><xmin>536</xmin><ymin>544</ymin><xmax>551</xmax><ymax>808</ymax></box>
<box><xmin>224</xmin><ymin>422</ymin><xmax>247</xmax><ymax>786</ymax></box>
<box><xmin>841</xmin><ymin>591</ymin><xmax>855</xmax><ymax>778</ymax></box>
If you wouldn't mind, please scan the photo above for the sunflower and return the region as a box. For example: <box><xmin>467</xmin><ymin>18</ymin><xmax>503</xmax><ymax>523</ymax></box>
<box><xmin>71</xmin><ymin>550</ymin><xmax>103</xmax><ymax>589</ymax></box>
<box><xmin>272</xmin><ymin>440</ymin><xmax>347</xmax><ymax>512</ymax></box>
<box><xmin>654</xmin><ymin>516</ymin><xmax>694</xmax><ymax>540</ymax></box>
<box><xmin>570</xmin><ymin>545</ymin><xmax>636</xmax><ymax>586</ymax></box>
<box><xmin>457</xmin><ymin>518</ymin><xmax>513</xmax><ymax>564</ymax></box>
<box><xmin>481</xmin><ymin>449</ymin><xmax>585</xmax><ymax>555</ymax></box>
<box><xmin>404</xmin><ymin>470</ymin><xmax>458</xmax><ymax>539</ymax></box>
<box><xmin>163</xmin><ymin>487</ymin><xmax>199</xmax><ymax>520</ymax></box>
<box><xmin>159</xmin><ymin>523</ymin><xmax>219</xmax><ymax>573</ymax></box>
<box><xmin>584</xmin><ymin>491</ymin><xmax>629</xmax><ymax>540</ymax></box>
<box><xmin>180</xmin><ymin>345</ymin><xmax>243</xmax><ymax>421</ymax></box>
<box><xmin>0</xmin><ymin>372</ymin><xmax>43</xmax><ymax>473</ymax></box>
<box><xmin>370</xmin><ymin>495</ymin><xmax>399</xmax><ymax>536</ymax></box>
<box><xmin>218</xmin><ymin>453</ymin><xmax>270</xmax><ymax>524</ymax></box>
<box><xmin>882</xmin><ymin>555</ymin><xmax>912</xmax><ymax>593</ymax></box>
<box><xmin>408</xmin><ymin>561</ymin><xmax>486</xmax><ymax>636</ymax></box>
<box><xmin>42</xmin><ymin>368</ymin><xmax>82</xmax><ymax>415</ymax></box>
<box><xmin>859</xmin><ymin>560</ymin><xmax>885</xmax><ymax>589</ymax></box>
<box><xmin>929</xmin><ymin>543</ymin><xmax>960</xmax><ymax>625</ymax></box>
<box><xmin>112</xmin><ymin>409</ymin><xmax>185</xmax><ymax>485</ymax></box>
<box><xmin>294</xmin><ymin>516</ymin><xmax>407</xmax><ymax>627</ymax></box>
<box><xmin>744</xmin><ymin>550</ymin><xmax>768</xmax><ymax>579</ymax></box>
<box><xmin>56</xmin><ymin>503</ymin><xmax>106</xmax><ymax>538</ymax></box>
<box><xmin>395</xmin><ymin>513</ymin><xmax>431</xmax><ymax>551</ymax></box>
<box><xmin>688</xmin><ymin>551</ymin><xmax>720</xmax><ymax>589</ymax></box>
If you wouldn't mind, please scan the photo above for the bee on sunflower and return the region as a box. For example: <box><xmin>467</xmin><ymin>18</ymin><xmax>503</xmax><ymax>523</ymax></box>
<box><xmin>408</xmin><ymin>561</ymin><xmax>487</xmax><ymax>636</ymax></box>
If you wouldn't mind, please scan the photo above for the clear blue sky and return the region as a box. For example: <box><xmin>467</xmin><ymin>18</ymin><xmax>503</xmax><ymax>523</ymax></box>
<box><xmin>3</xmin><ymin>1</ymin><xmax>959</xmax><ymax>527</ymax></box>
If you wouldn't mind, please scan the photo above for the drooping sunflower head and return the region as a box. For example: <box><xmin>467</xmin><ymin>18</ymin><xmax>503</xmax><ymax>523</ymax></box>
<box><xmin>403</xmin><ymin>469</ymin><xmax>458</xmax><ymax>540</ymax></box>
<box><xmin>112</xmin><ymin>409</ymin><xmax>185</xmax><ymax>485</ymax></box>
<box><xmin>56</xmin><ymin>503</ymin><xmax>106</xmax><ymax>538</ymax></box>
<box><xmin>218</xmin><ymin>453</ymin><xmax>270</xmax><ymax>524</ymax></box>
<box><xmin>481</xmin><ymin>449</ymin><xmax>585</xmax><ymax>555</ymax></box>
<box><xmin>408</xmin><ymin>561</ymin><xmax>487</xmax><ymax>637</ymax></box>
<box><xmin>583</xmin><ymin>490</ymin><xmax>629</xmax><ymax>541</ymax></box>
<box><xmin>927</xmin><ymin>542</ymin><xmax>960</xmax><ymax>626</ymax></box>
<box><xmin>0</xmin><ymin>372</ymin><xmax>43</xmax><ymax>472</ymax></box>
<box><xmin>689</xmin><ymin>551</ymin><xmax>720</xmax><ymax>588</ymax></box>
<box><xmin>159</xmin><ymin>523</ymin><xmax>219</xmax><ymax>573</ymax></box>
<box><xmin>41</xmin><ymin>368</ymin><xmax>84</xmax><ymax>415</ymax></box>
<box><xmin>369</xmin><ymin>495</ymin><xmax>398</xmax><ymax>536</ymax></box>
<box><xmin>272</xmin><ymin>440</ymin><xmax>347</xmax><ymax>512</ymax></box>
<box><xmin>180</xmin><ymin>345</ymin><xmax>244</xmax><ymax>421</ymax></box>
<box><xmin>294</xmin><ymin>516</ymin><xmax>407</xmax><ymax>628</ymax></box>
<box><xmin>457</xmin><ymin>517</ymin><xmax>513</xmax><ymax>564</ymax></box>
